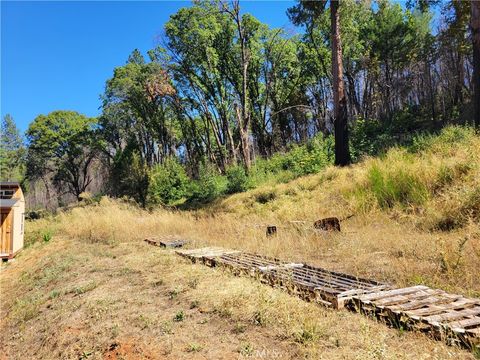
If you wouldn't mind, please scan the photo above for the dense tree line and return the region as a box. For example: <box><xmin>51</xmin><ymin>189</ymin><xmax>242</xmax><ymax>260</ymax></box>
<box><xmin>2</xmin><ymin>0</ymin><xmax>479</xmax><ymax>208</ymax></box>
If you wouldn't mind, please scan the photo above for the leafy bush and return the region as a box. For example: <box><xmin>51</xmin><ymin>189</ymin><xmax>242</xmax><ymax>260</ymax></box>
<box><xmin>350</xmin><ymin>118</ymin><xmax>396</xmax><ymax>161</ymax></box>
<box><xmin>283</xmin><ymin>134</ymin><xmax>334</xmax><ymax>176</ymax></box>
<box><xmin>147</xmin><ymin>158</ymin><xmax>189</xmax><ymax>206</ymax></box>
<box><xmin>248</xmin><ymin>133</ymin><xmax>333</xmax><ymax>180</ymax></box>
<box><xmin>188</xmin><ymin>163</ymin><xmax>228</xmax><ymax>203</ymax></box>
<box><xmin>226</xmin><ymin>165</ymin><xmax>249</xmax><ymax>194</ymax></box>
<box><xmin>109</xmin><ymin>147</ymin><xmax>149</xmax><ymax>206</ymax></box>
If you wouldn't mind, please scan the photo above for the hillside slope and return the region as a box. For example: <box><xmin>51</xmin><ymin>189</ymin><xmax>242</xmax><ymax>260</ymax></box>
<box><xmin>1</xmin><ymin>127</ymin><xmax>479</xmax><ymax>359</ymax></box>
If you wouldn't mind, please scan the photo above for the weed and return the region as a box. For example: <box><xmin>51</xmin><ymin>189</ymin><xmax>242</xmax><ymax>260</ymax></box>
<box><xmin>472</xmin><ymin>345</ymin><xmax>480</xmax><ymax>359</ymax></box>
<box><xmin>173</xmin><ymin>310</ymin><xmax>185</xmax><ymax>322</ymax></box>
<box><xmin>365</xmin><ymin>161</ymin><xmax>429</xmax><ymax>209</ymax></box>
<box><xmin>168</xmin><ymin>287</ymin><xmax>181</xmax><ymax>299</ymax></box>
<box><xmin>255</xmin><ymin>191</ymin><xmax>276</xmax><ymax>204</ymax></box>
<box><xmin>79</xmin><ymin>350</ymin><xmax>93</xmax><ymax>359</ymax></box>
<box><xmin>232</xmin><ymin>322</ymin><xmax>247</xmax><ymax>334</ymax></box>
<box><xmin>11</xmin><ymin>297</ymin><xmax>41</xmax><ymax>323</ymax></box>
<box><xmin>186</xmin><ymin>343</ymin><xmax>202</xmax><ymax>352</ymax></box>
<box><xmin>160</xmin><ymin>321</ymin><xmax>173</xmax><ymax>335</ymax></box>
<box><xmin>69</xmin><ymin>281</ymin><xmax>97</xmax><ymax>295</ymax></box>
<box><xmin>294</xmin><ymin>322</ymin><xmax>325</xmax><ymax>344</ymax></box>
<box><xmin>190</xmin><ymin>300</ymin><xmax>200</xmax><ymax>309</ymax></box>
<box><xmin>48</xmin><ymin>290</ymin><xmax>61</xmax><ymax>299</ymax></box>
<box><xmin>252</xmin><ymin>309</ymin><xmax>268</xmax><ymax>326</ymax></box>
<box><xmin>110</xmin><ymin>323</ymin><xmax>120</xmax><ymax>338</ymax></box>
<box><xmin>42</xmin><ymin>230</ymin><xmax>52</xmax><ymax>242</ymax></box>
<box><xmin>137</xmin><ymin>314</ymin><xmax>152</xmax><ymax>329</ymax></box>
<box><xmin>188</xmin><ymin>278</ymin><xmax>199</xmax><ymax>289</ymax></box>
<box><xmin>239</xmin><ymin>342</ymin><xmax>254</xmax><ymax>356</ymax></box>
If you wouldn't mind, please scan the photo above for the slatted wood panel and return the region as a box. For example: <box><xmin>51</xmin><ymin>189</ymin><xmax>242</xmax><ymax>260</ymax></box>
<box><xmin>176</xmin><ymin>247</ymin><xmax>241</xmax><ymax>263</ymax></box>
<box><xmin>144</xmin><ymin>237</ymin><xmax>188</xmax><ymax>248</ymax></box>
<box><xmin>349</xmin><ymin>286</ymin><xmax>480</xmax><ymax>349</ymax></box>
<box><xmin>176</xmin><ymin>247</ymin><xmax>389</xmax><ymax>309</ymax></box>
<box><xmin>172</xmin><ymin>245</ymin><xmax>480</xmax><ymax>349</ymax></box>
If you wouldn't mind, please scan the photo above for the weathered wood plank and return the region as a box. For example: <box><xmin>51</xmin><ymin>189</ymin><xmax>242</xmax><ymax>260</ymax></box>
<box><xmin>356</xmin><ymin>286</ymin><xmax>429</xmax><ymax>302</ymax></box>
<box><xmin>449</xmin><ymin>317</ymin><xmax>480</xmax><ymax>330</ymax></box>
<box><xmin>407</xmin><ymin>298</ymin><xmax>479</xmax><ymax>318</ymax></box>
<box><xmin>425</xmin><ymin>307</ymin><xmax>480</xmax><ymax>324</ymax></box>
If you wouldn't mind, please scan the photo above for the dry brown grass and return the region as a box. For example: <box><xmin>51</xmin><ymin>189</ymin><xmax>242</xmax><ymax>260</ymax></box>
<box><xmin>0</xmin><ymin>232</ymin><xmax>475</xmax><ymax>359</ymax></box>
<box><xmin>1</xmin><ymin>128</ymin><xmax>479</xmax><ymax>358</ymax></box>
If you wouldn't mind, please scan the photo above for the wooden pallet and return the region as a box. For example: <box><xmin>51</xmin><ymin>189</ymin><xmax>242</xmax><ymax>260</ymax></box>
<box><xmin>174</xmin><ymin>246</ymin><xmax>480</xmax><ymax>349</ymax></box>
<box><xmin>177</xmin><ymin>247</ymin><xmax>389</xmax><ymax>309</ymax></box>
<box><xmin>176</xmin><ymin>247</ymin><xmax>241</xmax><ymax>263</ymax></box>
<box><xmin>144</xmin><ymin>237</ymin><xmax>188</xmax><ymax>248</ymax></box>
<box><xmin>348</xmin><ymin>285</ymin><xmax>480</xmax><ymax>348</ymax></box>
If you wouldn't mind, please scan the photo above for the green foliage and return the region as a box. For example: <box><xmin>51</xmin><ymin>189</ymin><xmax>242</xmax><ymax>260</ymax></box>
<box><xmin>409</xmin><ymin>126</ymin><xmax>476</xmax><ymax>154</ymax></box>
<box><xmin>350</xmin><ymin>118</ymin><xmax>396</xmax><ymax>160</ymax></box>
<box><xmin>248</xmin><ymin>133</ymin><xmax>334</xmax><ymax>183</ymax></box>
<box><xmin>365</xmin><ymin>162</ymin><xmax>429</xmax><ymax>209</ymax></box>
<box><xmin>26</xmin><ymin>111</ymin><xmax>99</xmax><ymax>199</ymax></box>
<box><xmin>147</xmin><ymin>158</ymin><xmax>189</xmax><ymax>205</ymax></box>
<box><xmin>173</xmin><ymin>310</ymin><xmax>185</xmax><ymax>322</ymax></box>
<box><xmin>188</xmin><ymin>163</ymin><xmax>228</xmax><ymax>203</ymax></box>
<box><xmin>226</xmin><ymin>165</ymin><xmax>249</xmax><ymax>194</ymax></box>
<box><xmin>109</xmin><ymin>147</ymin><xmax>149</xmax><ymax>206</ymax></box>
<box><xmin>42</xmin><ymin>230</ymin><xmax>52</xmax><ymax>243</ymax></box>
<box><xmin>0</xmin><ymin>114</ymin><xmax>25</xmax><ymax>181</ymax></box>
<box><xmin>283</xmin><ymin>135</ymin><xmax>334</xmax><ymax>176</ymax></box>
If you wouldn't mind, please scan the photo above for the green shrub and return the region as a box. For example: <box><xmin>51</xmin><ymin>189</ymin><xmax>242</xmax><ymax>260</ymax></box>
<box><xmin>350</xmin><ymin>118</ymin><xmax>398</xmax><ymax>161</ymax></box>
<box><xmin>188</xmin><ymin>163</ymin><xmax>227</xmax><ymax>203</ymax></box>
<box><xmin>109</xmin><ymin>147</ymin><xmax>149</xmax><ymax>206</ymax></box>
<box><xmin>173</xmin><ymin>310</ymin><xmax>185</xmax><ymax>322</ymax></box>
<box><xmin>283</xmin><ymin>134</ymin><xmax>333</xmax><ymax>176</ymax></box>
<box><xmin>42</xmin><ymin>230</ymin><xmax>52</xmax><ymax>243</ymax></box>
<box><xmin>226</xmin><ymin>165</ymin><xmax>248</xmax><ymax>194</ymax></box>
<box><xmin>147</xmin><ymin>158</ymin><xmax>189</xmax><ymax>206</ymax></box>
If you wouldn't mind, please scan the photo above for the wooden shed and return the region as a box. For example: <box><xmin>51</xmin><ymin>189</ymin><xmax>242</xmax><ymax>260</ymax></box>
<box><xmin>0</xmin><ymin>182</ymin><xmax>25</xmax><ymax>260</ymax></box>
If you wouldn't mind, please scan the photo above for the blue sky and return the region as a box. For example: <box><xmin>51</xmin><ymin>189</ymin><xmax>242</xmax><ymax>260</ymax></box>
<box><xmin>1</xmin><ymin>1</ymin><xmax>295</xmax><ymax>133</ymax></box>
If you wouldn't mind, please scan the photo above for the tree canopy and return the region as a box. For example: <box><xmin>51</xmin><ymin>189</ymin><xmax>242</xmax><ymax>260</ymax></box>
<box><xmin>14</xmin><ymin>0</ymin><xmax>480</xmax><ymax>208</ymax></box>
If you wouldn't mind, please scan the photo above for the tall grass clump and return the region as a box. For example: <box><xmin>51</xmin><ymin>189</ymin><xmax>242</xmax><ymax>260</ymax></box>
<box><xmin>409</xmin><ymin>125</ymin><xmax>476</xmax><ymax>155</ymax></box>
<box><xmin>347</xmin><ymin>126</ymin><xmax>480</xmax><ymax>229</ymax></box>
<box><xmin>354</xmin><ymin>150</ymin><xmax>431</xmax><ymax>211</ymax></box>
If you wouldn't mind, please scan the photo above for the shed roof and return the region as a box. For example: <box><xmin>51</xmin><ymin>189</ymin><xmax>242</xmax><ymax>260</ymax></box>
<box><xmin>0</xmin><ymin>182</ymin><xmax>21</xmax><ymax>188</ymax></box>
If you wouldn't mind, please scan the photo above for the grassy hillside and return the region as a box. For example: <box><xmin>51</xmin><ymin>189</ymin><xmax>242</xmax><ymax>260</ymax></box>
<box><xmin>1</xmin><ymin>126</ymin><xmax>479</xmax><ymax>359</ymax></box>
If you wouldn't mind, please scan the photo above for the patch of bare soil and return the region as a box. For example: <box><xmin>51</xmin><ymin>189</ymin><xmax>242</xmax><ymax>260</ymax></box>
<box><xmin>103</xmin><ymin>338</ymin><xmax>156</xmax><ymax>360</ymax></box>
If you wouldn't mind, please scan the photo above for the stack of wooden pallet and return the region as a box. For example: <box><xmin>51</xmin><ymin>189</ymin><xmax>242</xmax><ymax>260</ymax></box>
<box><xmin>174</xmin><ymin>246</ymin><xmax>480</xmax><ymax>350</ymax></box>
<box><xmin>144</xmin><ymin>241</ymin><xmax>480</xmax><ymax>350</ymax></box>
<box><xmin>176</xmin><ymin>247</ymin><xmax>389</xmax><ymax>309</ymax></box>
<box><xmin>349</xmin><ymin>285</ymin><xmax>480</xmax><ymax>349</ymax></box>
